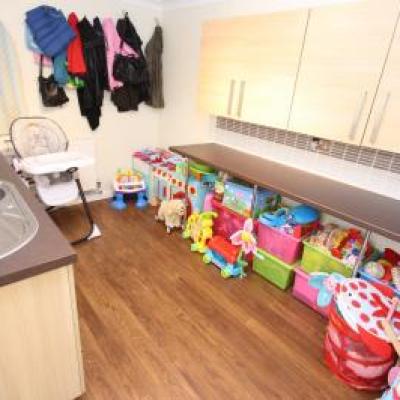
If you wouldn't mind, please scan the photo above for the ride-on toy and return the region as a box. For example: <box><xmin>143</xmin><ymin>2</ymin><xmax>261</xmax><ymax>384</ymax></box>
<box><xmin>203</xmin><ymin>236</ymin><xmax>247</xmax><ymax>278</ymax></box>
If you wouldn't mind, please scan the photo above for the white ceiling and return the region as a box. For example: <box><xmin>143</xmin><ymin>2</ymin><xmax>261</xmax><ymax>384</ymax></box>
<box><xmin>126</xmin><ymin>0</ymin><xmax>221</xmax><ymax>10</ymax></box>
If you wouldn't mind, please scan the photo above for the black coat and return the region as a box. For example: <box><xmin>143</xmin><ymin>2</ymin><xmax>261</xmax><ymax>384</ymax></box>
<box><xmin>116</xmin><ymin>15</ymin><xmax>150</xmax><ymax>104</ymax></box>
<box><xmin>76</xmin><ymin>17</ymin><xmax>108</xmax><ymax>130</ymax></box>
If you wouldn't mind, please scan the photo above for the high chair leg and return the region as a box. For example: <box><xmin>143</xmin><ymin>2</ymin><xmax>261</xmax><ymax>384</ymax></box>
<box><xmin>71</xmin><ymin>177</ymin><xmax>100</xmax><ymax>245</ymax></box>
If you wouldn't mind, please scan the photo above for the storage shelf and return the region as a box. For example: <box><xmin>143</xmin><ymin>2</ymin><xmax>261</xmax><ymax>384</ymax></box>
<box><xmin>170</xmin><ymin>143</ymin><xmax>400</xmax><ymax>242</ymax></box>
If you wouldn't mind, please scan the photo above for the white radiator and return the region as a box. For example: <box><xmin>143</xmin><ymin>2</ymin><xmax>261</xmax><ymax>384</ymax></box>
<box><xmin>68</xmin><ymin>137</ymin><xmax>98</xmax><ymax>191</ymax></box>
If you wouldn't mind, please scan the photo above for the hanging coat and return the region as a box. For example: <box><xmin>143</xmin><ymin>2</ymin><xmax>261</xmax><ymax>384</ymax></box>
<box><xmin>26</xmin><ymin>6</ymin><xmax>75</xmax><ymax>57</ymax></box>
<box><xmin>102</xmin><ymin>17</ymin><xmax>138</xmax><ymax>91</ymax></box>
<box><xmin>93</xmin><ymin>17</ymin><xmax>109</xmax><ymax>91</ymax></box>
<box><xmin>76</xmin><ymin>17</ymin><xmax>106</xmax><ymax>130</ymax></box>
<box><xmin>116</xmin><ymin>15</ymin><xmax>150</xmax><ymax>104</ymax></box>
<box><xmin>145</xmin><ymin>25</ymin><xmax>164</xmax><ymax>108</ymax></box>
<box><xmin>67</xmin><ymin>13</ymin><xmax>86</xmax><ymax>75</ymax></box>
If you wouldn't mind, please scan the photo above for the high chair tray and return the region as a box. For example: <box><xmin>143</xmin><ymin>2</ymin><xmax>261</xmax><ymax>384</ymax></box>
<box><xmin>20</xmin><ymin>152</ymin><xmax>94</xmax><ymax>175</ymax></box>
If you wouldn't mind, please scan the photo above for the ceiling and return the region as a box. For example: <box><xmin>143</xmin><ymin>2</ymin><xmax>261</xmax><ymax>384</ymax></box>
<box><xmin>126</xmin><ymin>0</ymin><xmax>221</xmax><ymax>10</ymax></box>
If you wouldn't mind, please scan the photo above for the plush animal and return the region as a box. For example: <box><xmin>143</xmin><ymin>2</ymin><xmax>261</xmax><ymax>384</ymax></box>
<box><xmin>155</xmin><ymin>199</ymin><xmax>186</xmax><ymax>233</ymax></box>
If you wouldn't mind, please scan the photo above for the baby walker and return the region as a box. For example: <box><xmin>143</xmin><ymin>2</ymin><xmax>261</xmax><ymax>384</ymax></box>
<box><xmin>111</xmin><ymin>168</ymin><xmax>147</xmax><ymax>210</ymax></box>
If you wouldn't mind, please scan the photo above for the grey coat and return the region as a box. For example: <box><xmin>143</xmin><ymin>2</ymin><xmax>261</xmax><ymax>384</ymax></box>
<box><xmin>145</xmin><ymin>25</ymin><xmax>164</xmax><ymax>108</ymax></box>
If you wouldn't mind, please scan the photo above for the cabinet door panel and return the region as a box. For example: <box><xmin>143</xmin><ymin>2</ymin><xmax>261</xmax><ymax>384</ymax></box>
<box><xmin>198</xmin><ymin>20</ymin><xmax>244</xmax><ymax>117</ymax></box>
<box><xmin>289</xmin><ymin>0</ymin><xmax>400</xmax><ymax>144</ymax></box>
<box><xmin>363</xmin><ymin>24</ymin><xmax>400</xmax><ymax>153</ymax></box>
<box><xmin>240</xmin><ymin>11</ymin><xmax>309</xmax><ymax>129</ymax></box>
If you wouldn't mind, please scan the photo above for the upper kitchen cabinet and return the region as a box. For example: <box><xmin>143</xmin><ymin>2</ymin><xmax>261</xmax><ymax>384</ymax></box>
<box><xmin>289</xmin><ymin>0</ymin><xmax>400</xmax><ymax>145</ymax></box>
<box><xmin>197</xmin><ymin>11</ymin><xmax>309</xmax><ymax>128</ymax></box>
<box><xmin>363</xmin><ymin>21</ymin><xmax>400</xmax><ymax>153</ymax></box>
<box><xmin>198</xmin><ymin>18</ymin><xmax>245</xmax><ymax>118</ymax></box>
<box><xmin>238</xmin><ymin>10</ymin><xmax>309</xmax><ymax>129</ymax></box>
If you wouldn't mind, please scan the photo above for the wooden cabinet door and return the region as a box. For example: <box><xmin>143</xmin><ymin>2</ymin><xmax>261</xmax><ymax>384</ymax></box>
<box><xmin>289</xmin><ymin>0</ymin><xmax>400</xmax><ymax>144</ymax></box>
<box><xmin>197</xmin><ymin>19</ymin><xmax>244</xmax><ymax>117</ymax></box>
<box><xmin>238</xmin><ymin>10</ymin><xmax>309</xmax><ymax>129</ymax></box>
<box><xmin>363</xmin><ymin>22</ymin><xmax>400</xmax><ymax>153</ymax></box>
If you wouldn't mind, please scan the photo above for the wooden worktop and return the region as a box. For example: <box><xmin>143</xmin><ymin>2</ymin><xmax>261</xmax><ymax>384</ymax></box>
<box><xmin>170</xmin><ymin>143</ymin><xmax>400</xmax><ymax>242</ymax></box>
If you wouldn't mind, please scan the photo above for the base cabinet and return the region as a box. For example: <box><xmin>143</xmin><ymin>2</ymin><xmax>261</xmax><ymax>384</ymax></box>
<box><xmin>0</xmin><ymin>266</ymin><xmax>85</xmax><ymax>400</ymax></box>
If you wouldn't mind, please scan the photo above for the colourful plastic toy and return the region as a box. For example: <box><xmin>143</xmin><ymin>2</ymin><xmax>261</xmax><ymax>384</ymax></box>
<box><xmin>203</xmin><ymin>218</ymin><xmax>257</xmax><ymax>279</ymax></box>
<box><xmin>111</xmin><ymin>168</ymin><xmax>147</xmax><ymax>210</ymax></box>
<box><xmin>203</xmin><ymin>236</ymin><xmax>245</xmax><ymax>278</ymax></box>
<box><xmin>187</xmin><ymin>172</ymin><xmax>216</xmax><ymax>214</ymax></box>
<box><xmin>133</xmin><ymin>148</ymin><xmax>187</xmax><ymax>206</ymax></box>
<box><xmin>182</xmin><ymin>212</ymin><xmax>217</xmax><ymax>253</ymax></box>
<box><xmin>114</xmin><ymin>168</ymin><xmax>145</xmax><ymax>193</ymax></box>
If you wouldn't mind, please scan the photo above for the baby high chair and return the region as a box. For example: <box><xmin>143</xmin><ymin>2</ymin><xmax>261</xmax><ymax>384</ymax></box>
<box><xmin>10</xmin><ymin>116</ymin><xmax>101</xmax><ymax>245</ymax></box>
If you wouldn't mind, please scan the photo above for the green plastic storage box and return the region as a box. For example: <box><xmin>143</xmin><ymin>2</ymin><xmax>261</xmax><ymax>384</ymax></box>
<box><xmin>254</xmin><ymin>249</ymin><xmax>295</xmax><ymax>290</ymax></box>
<box><xmin>301</xmin><ymin>241</ymin><xmax>353</xmax><ymax>278</ymax></box>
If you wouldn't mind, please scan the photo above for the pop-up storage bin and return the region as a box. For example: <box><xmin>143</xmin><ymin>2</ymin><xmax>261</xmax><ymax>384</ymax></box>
<box><xmin>324</xmin><ymin>306</ymin><xmax>395</xmax><ymax>391</ymax></box>
<box><xmin>258</xmin><ymin>222</ymin><xmax>305</xmax><ymax>264</ymax></box>
<box><xmin>253</xmin><ymin>249</ymin><xmax>295</xmax><ymax>290</ymax></box>
<box><xmin>301</xmin><ymin>241</ymin><xmax>353</xmax><ymax>278</ymax></box>
<box><xmin>292</xmin><ymin>268</ymin><xmax>329</xmax><ymax>317</ymax></box>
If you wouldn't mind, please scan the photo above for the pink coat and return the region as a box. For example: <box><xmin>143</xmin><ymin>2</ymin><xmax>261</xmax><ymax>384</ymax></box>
<box><xmin>102</xmin><ymin>18</ymin><xmax>139</xmax><ymax>90</ymax></box>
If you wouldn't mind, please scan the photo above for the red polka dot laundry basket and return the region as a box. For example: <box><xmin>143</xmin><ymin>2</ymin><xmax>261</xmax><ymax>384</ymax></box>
<box><xmin>324</xmin><ymin>305</ymin><xmax>395</xmax><ymax>391</ymax></box>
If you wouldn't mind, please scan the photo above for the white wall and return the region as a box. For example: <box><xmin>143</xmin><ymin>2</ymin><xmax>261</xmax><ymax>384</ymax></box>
<box><xmin>0</xmin><ymin>0</ymin><xmax>162</xmax><ymax>193</ymax></box>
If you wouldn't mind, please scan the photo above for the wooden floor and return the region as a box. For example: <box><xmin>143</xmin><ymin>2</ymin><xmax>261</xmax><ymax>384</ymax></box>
<box><xmin>53</xmin><ymin>200</ymin><xmax>378</xmax><ymax>400</ymax></box>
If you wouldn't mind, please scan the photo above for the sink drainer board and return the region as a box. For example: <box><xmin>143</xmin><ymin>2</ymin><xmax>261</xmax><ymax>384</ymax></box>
<box><xmin>0</xmin><ymin>181</ymin><xmax>39</xmax><ymax>259</ymax></box>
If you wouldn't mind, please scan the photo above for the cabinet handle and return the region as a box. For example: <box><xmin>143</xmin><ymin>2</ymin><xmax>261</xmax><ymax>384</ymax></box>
<box><xmin>237</xmin><ymin>81</ymin><xmax>246</xmax><ymax>118</ymax></box>
<box><xmin>370</xmin><ymin>92</ymin><xmax>391</xmax><ymax>145</ymax></box>
<box><xmin>349</xmin><ymin>91</ymin><xmax>368</xmax><ymax>141</ymax></box>
<box><xmin>227</xmin><ymin>79</ymin><xmax>236</xmax><ymax>116</ymax></box>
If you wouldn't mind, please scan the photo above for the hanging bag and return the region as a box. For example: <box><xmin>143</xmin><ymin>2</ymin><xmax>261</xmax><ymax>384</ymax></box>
<box><xmin>112</xmin><ymin>40</ymin><xmax>148</xmax><ymax>85</ymax></box>
<box><xmin>38</xmin><ymin>55</ymin><xmax>69</xmax><ymax>107</ymax></box>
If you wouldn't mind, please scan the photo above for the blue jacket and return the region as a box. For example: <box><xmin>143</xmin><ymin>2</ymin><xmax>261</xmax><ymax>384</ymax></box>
<box><xmin>26</xmin><ymin>6</ymin><xmax>75</xmax><ymax>57</ymax></box>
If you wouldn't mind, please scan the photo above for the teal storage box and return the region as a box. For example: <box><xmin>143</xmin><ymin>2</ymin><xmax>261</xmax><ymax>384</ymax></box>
<box><xmin>254</xmin><ymin>248</ymin><xmax>295</xmax><ymax>290</ymax></box>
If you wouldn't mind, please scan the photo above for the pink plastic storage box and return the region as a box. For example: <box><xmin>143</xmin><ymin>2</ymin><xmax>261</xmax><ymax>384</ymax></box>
<box><xmin>292</xmin><ymin>268</ymin><xmax>329</xmax><ymax>318</ymax></box>
<box><xmin>212</xmin><ymin>198</ymin><xmax>251</xmax><ymax>240</ymax></box>
<box><xmin>258</xmin><ymin>222</ymin><xmax>304</xmax><ymax>264</ymax></box>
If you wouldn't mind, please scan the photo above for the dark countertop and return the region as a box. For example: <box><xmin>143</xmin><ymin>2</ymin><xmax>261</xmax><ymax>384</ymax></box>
<box><xmin>170</xmin><ymin>143</ymin><xmax>400</xmax><ymax>242</ymax></box>
<box><xmin>0</xmin><ymin>153</ymin><xmax>76</xmax><ymax>286</ymax></box>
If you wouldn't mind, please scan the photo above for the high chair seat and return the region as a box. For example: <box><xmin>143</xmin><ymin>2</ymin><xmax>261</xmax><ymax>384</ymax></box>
<box><xmin>36</xmin><ymin>179</ymin><xmax>79</xmax><ymax>207</ymax></box>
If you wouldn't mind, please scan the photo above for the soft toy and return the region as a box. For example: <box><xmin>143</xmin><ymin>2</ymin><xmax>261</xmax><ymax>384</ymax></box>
<box><xmin>155</xmin><ymin>199</ymin><xmax>186</xmax><ymax>233</ymax></box>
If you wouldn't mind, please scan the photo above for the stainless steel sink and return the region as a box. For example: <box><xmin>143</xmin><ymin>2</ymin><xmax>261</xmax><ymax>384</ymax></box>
<box><xmin>0</xmin><ymin>181</ymin><xmax>39</xmax><ymax>259</ymax></box>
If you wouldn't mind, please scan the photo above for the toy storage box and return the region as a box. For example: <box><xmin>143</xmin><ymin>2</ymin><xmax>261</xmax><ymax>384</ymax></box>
<box><xmin>212</xmin><ymin>198</ymin><xmax>249</xmax><ymax>240</ymax></box>
<box><xmin>258</xmin><ymin>222</ymin><xmax>304</xmax><ymax>264</ymax></box>
<box><xmin>301</xmin><ymin>241</ymin><xmax>353</xmax><ymax>278</ymax></box>
<box><xmin>253</xmin><ymin>249</ymin><xmax>294</xmax><ymax>290</ymax></box>
<box><xmin>223</xmin><ymin>181</ymin><xmax>254</xmax><ymax>217</ymax></box>
<box><xmin>358</xmin><ymin>265</ymin><xmax>400</xmax><ymax>297</ymax></box>
<box><xmin>292</xmin><ymin>268</ymin><xmax>329</xmax><ymax>317</ymax></box>
<box><xmin>222</xmin><ymin>181</ymin><xmax>276</xmax><ymax>218</ymax></box>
